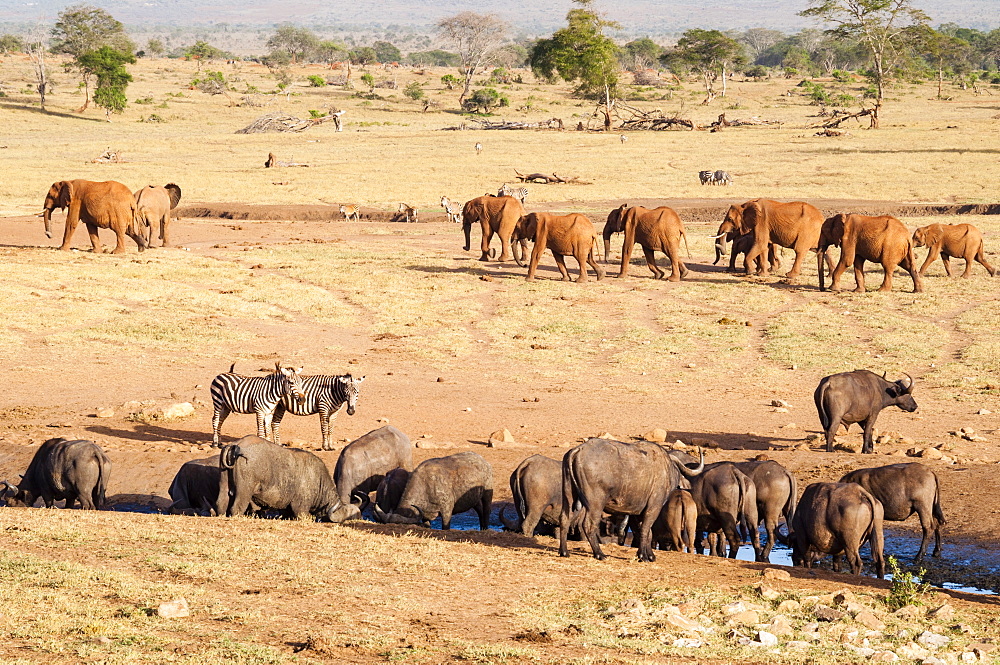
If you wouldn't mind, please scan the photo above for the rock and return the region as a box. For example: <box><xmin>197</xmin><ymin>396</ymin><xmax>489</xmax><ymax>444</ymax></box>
<box><xmin>676</xmin><ymin>602</ymin><xmax>700</xmax><ymax>616</ymax></box>
<box><xmin>927</xmin><ymin>603</ymin><xmax>955</xmax><ymax>621</ymax></box>
<box><xmin>668</xmin><ymin>440</ymin><xmax>688</xmax><ymax>450</ymax></box>
<box><xmin>157</xmin><ymin>597</ymin><xmax>190</xmax><ymax>619</ymax></box>
<box><xmin>959</xmin><ymin>653</ymin><xmax>978</xmax><ymax>663</ymax></box>
<box><xmin>416</xmin><ymin>440</ymin><xmax>454</xmax><ymax>449</ymax></box>
<box><xmin>728</xmin><ymin>610</ymin><xmax>760</xmax><ymax>626</ymax></box>
<box><xmin>768</xmin><ymin>615</ymin><xmax>794</xmax><ymax>637</ymax></box>
<box><xmin>757</xmin><ymin>584</ymin><xmax>781</xmax><ymax>600</ymax></box>
<box><xmin>773</xmin><ymin>407</ymin><xmax>789</xmax><ymax>413</ymax></box>
<box><xmin>960</xmin><ymin>427</ymin><xmax>975</xmax><ymax>435</ymax></box>
<box><xmin>870</xmin><ymin>651</ymin><xmax>900</xmax><ymax>662</ymax></box>
<box><xmin>920</xmin><ymin>447</ymin><xmax>944</xmax><ymax>460</ymax></box>
<box><xmin>158</xmin><ymin>402</ymin><xmax>195</xmax><ymax>421</ymax></box>
<box><xmin>644</xmin><ymin>428</ymin><xmax>668</xmax><ymax>443</ymax></box>
<box><xmin>122</xmin><ymin>400</ymin><xmax>142</xmax><ymax>412</ymax></box>
<box><xmin>917</xmin><ymin>631</ymin><xmax>950</xmax><ymax>650</ymax></box>
<box><xmin>685</xmin><ymin>363</ymin><xmax>697</xmax><ymax>369</ymax></box>
<box><xmin>787</xmin><ymin>641</ymin><xmax>811</xmax><ymax>649</ymax></box>
<box><xmin>814</xmin><ymin>605</ymin><xmax>845</xmax><ymax>622</ymax></box>
<box><xmin>463</xmin><ymin>407</ymin><xmax>472</xmax><ymax>412</ymax></box>
<box><xmin>970</xmin><ymin>643</ymin><xmax>997</xmax><ymax>657</ymax></box>
<box><xmin>832</xmin><ymin>590</ymin><xmax>856</xmax><ymax>605</ymax></box>
<box><xmin>672</xmin><ymin>637</ymin><xmax>703</xmax><ymax>648</ymax></box>
<box><xmin>781</xmin><ymin>422</ymin><xmax>798</xmax><ymax>429</ymax></box>
<box><xmin>897</xmin><ymin>643</ymin><xmax>930</xmax><ymax>661</ymax></box>
<box><xmin>94</xmin><ymin>408</ymin><xmax>114</xmax><ymax>418</ymax></box>
<box><xmin>976</xmin><ymin>409</ymin><xmax>991</xmax><ymax>415</ymax></box>
<box><xmin>754</xmin><ymin>631</ymin><xmax>778</xmax><ymax>647</ymax></box>
<box><xmin>854</xmin><ymin>610</ymin><xmax>885</xmax><ymax>631</ymax></box>
<box><xmin>690</xmin><ymin>437</ymin><xmax>719</xmax><ymax>449</ymax></box>
<box><xmin>721</xmin><ymin>601</ymin><xmax>747</xmax><ymax>615</ymax></box>
<box><xmin>921</xmin><ymin>657</ymin><xmax>946</xmax><ymax>665</ymax></box>
<box><xmin>762</xmin><ymin>568</ymin><xmax>791</xmax><ymax>582</ymax></box>
<box><xmin>777</xmin><ymin>600</ymin><xmax>801</xmax><ymax>613</ymax></box>
<box><xmin>489</xmin><ymin>428</ymin><xmax>516</xmax><ymax>443</ymax></box>
<box><xmin>771</xmin><ymin>399</ymin><xmax>792</xmax><ymax>408</ymax></box>
<box><xmin>666</xmin><ymin>613</ymin><xmax>705</xmax><ymax>634</ymax></box>
<box><xmin>894</xmin><ymin>605</ymin><xmax>921</xmax><ymax>619</ymax></box>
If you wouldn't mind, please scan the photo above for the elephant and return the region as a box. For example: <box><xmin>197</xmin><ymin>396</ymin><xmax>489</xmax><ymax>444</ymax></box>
<box><xmin>513</xmin><ymin>212</ymin><xmax>605</xmax><ymax>283</ymax></box>
<box><xmin>715</xmin><ymin>199</ymin><xmax>825</xmax><ymax>282</ymax></box>
<box><xmin>134</xmin><ymin>183</ymin><xmax>181</xmax><ymax>248</ymax></box>
<box><xmin>611</xmin><ymin>205</ymin><xmax>690</xmax><ymax>281</ymax></box>
<box><xmin>818</xmin><ymin>213</ymin><xmax>923</xmax><ymax>293</ymax></box>
<box><xmin>602</xmin><ymin>204</ymin><xmax>627</xmax><ymax>262</ymax></box>
<box><xmin>43</xmin><ymin>180</ymin><xmax>147</xmax><ymax>254</ymax></box>
<box><xmin>461</xmin><ymin>195</ymin><xmax>525</xmax><ymax>262</ymax></box>
<box><xmin>912</xmin><ymin>223</ymin><xmax>996</xmax><ymax>278</ymax></box>
<box><xmin>713</xmin><ymin>229</ymin><xmax>782</xmax><ymax>274</ymax></box>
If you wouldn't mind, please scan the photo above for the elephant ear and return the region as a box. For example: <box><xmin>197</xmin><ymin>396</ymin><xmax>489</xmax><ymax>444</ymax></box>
<box><xmin>165</xmin><ymin>183</ymin><xmax>182</xmax><ymax>209</ymax></box>
<box><xmin>58</xmin><ymin>181</ymin><xmax>73</xmax><ymax>209</ymax></box>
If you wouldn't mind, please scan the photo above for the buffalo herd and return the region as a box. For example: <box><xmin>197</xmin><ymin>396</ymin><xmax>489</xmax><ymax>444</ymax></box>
<box><xmin>1</xmin><ymin>418</ymin><xmax>946</xmax><ymax>579</ymax></box>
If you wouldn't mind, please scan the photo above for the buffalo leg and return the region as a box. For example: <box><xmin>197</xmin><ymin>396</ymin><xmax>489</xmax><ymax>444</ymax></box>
<box><xmin>522</xmin><ymin>505</ymin><xmax>545</xmax><ymax>537</ymax></box>
<box><xmin>440</xmin><ymin>508</ymin><xmax>453</xmax><ymax>530</ymax></box>
<box><xmin>720</xmin><ymin>517</ymin><xmax>741</xmax><ymax>559</ymax></box>
<box><xmin>581</xmin><ymin>507</ymin><xmax>607</xmax><ymax>560</ymax></box>
<box><xmin>478</xmin><ymin>489</ymin><xmax>493</xmax><ymax>530</ymax></box>
<box><xmin>915</xmin><ymin>508</ymin><xmax>935</xmax><ymax>562</ymax></box>
<box><xmin>228</xmin><ymin>483</ymin><xmax>253</xmax><ymax>518</ymax></box>
<box><xmin>635</xmin><ymin>509</ymin><xmax>658</xmax><ymax>562</ymax></box>
<box><xmin>861</xmin><ymin>417</ymin><xmax>876</xmax><ymax>454</ymax></box>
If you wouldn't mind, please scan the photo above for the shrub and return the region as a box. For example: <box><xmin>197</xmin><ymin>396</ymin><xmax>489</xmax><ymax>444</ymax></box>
<box><xmin>403</xmin><ymin>81</ymin><xmax>425</xmax><ymax>101</ymax></box>
<box><xmin>306</xmin><ymin>74</ymin><xmax>325</xmax><ymax>87</ymax></box>
<box><xmin>745</xmin><ymin>65</ymin><xmax>769</xmax><ymax>80</ymax></box>
<box><xmin>884</xmin><ymin>556</ymin><xmax>930</xmax><ymax>610</ymax></box>
<box><xmin>441</xmin><ymin>73</ymin><xmax>460</xmax><ymax>90</ymax></box>
<box><xmin>831</xmin><ymin>69</ymin><xmax>852</xmax><ymax>83</ymax></box>
<box><xmin>462</xmin><ymin>87</ymin><xmax>509</xmax><ymax>113</ymax></box>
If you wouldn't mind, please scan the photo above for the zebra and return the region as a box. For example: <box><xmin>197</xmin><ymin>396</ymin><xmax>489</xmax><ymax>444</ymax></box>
<box><xmin>474</xmin><ymin>142</ymin><xmax>483</xmax><ymax>155</ymax></box>
<box><xmin>397</xmin><ymin>202</ymin><xmax>418</xmax><ymax>223</ymax></box>
<box><xmin>713</xmin><ymin>170</ymin><xmax>733</xmax><ymax>186</ymax></box>
<box><xmin>698</xmin><ymin>170</ymin><xmax>715</xmax><ymax>186</ymax></box>
<box><xmin>271</xmin><ymin>373</ymin><xmax>366</xmax><ymax>451</ymax></box>
<box><xmin>498</xmin><ymin>183</ymin><xmax>528</xmax><ymax>204</ymax></box>
<box><xmin>210</xmin><ymin>362</ymin><xmax>305</xmax><ymax>448</ymax></box>
<box><xmin>441</xmin><ymin>196</ymin><xmax>462</xmax><ymax>224</ymax></box>
<box><xmin>339</xmin><ymin>203</ymin><xmax>360</xmax><ymax>221</ymax></box>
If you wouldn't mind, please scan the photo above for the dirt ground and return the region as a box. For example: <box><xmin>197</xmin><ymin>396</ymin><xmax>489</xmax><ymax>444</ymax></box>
<box><xmin>1</xmin><ymin>204</ymin><xmax>999</xmax><ymax>663</ymax></box>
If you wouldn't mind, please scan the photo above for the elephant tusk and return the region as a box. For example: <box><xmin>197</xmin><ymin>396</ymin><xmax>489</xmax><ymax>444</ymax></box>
<box><xmin>709</xmin><ymin>232</ymin><xmax>727</xmax><ymax>239</ymax></box>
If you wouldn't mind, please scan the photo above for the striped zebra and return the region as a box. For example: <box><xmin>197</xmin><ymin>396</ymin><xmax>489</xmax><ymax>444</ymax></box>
<box><xmin>271</xmin><ymin>373</ymin><xmax>366</xmax><ymax>450</ymax></box>
<box><xmin>339</xmin><ymin>203</ymin><xmax>360</xmax><ymax>221</ymax></box>
<box><xmin>713</xmin><ymin>170</ymin><xmax>733</xmax><ymax>186</ymax></box>
<box><xmin>698</xmin><ymin>170</ymin><xmax>715</xmax><ymax>185</ymax></box>
<box><xmin>211</xmin><ymin>363</ymin><xmax>305</xmax><ymax>447</ymax></box>
<box><xmin>440</xmin><ymin>196</ymin><xmax>462</xmax><ymax>223</ymax></box>
<box><xmin>498</xmin><ymin>183</ymin><xmax>528</xmax><ymax>204</ymax></box>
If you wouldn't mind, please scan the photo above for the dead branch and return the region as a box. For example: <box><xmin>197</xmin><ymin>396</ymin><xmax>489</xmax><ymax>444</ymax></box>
<box><xmin>91</xmin><ymin>148</ymin><xmax>124</xmax><ymax>163</ymax></box>
<box><xmin>810</xmin><ymin>107</ymin><xmax>874</xmax><ymax>129</ymax></box>
<box><xmin>236</xmin><ymin>112</ymin><xmax>333</xmax><ymax>134</ymax></box>
<box><xmin>264</xmin><ymin>152</ymin><xmax>310</xmax><ymax>167</ymax></box>
<box><xmin>443</xmin><ymin>118</ymin><xmax>565</xmax><ymax>131</ymax></box>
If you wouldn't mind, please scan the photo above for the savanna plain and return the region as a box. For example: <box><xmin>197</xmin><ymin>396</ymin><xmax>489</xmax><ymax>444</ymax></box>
<box><xmin>0</xmin><ymin>56</ymin><xmax>1000</xmax><ymax>664</ymax></box>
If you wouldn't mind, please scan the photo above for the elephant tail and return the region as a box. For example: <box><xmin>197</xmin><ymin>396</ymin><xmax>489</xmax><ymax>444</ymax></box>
<box><xmin>682</xmin><ymin>229</ymin><xmax>691</xmax><ymax>259</ymax></box>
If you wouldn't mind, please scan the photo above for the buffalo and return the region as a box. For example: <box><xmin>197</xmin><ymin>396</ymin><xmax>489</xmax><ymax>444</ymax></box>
<box><xmin>333</xmin><ymin>425</ymin><xmax>413</xmax><ymax>510</ymax></box>
<box><xmin>791</xmin><ymin>482</ymin><xmax>885</xmax><ymax>577</ymax></box>
<box><xmin>216</xmin><ymin>436</ymin><xmax>357</xmax><ymax>522</ymax></box>
<box><xmin>839</xmin><ymin>462</ymin><xmax>944</xmax><ymax>561</ymax></box>
<box><xmin>558</xmin><ymin>438</ymin><xmax>704</xmax><ymax>562</ymax></box>
<box><xmin>168</xmin><ymin>456</ymin><xmax>221</xmax><ymax>516</ymax></box>
<box><xmin>373</xmin><ymin>467</ymin><xmax>410</xmax><ymax>520</ymax></box>
<box><xmin>2</xmin><ymin>438</ymin><xmax>110</xmax><ymax>510</ymax></box>
<box><xmin>499</xmin><ymin>454</ymin><xmax>562</xmax><ymax>536</ymax></box>
<box><xmin>815</xmin><ymin>369</ymin><xmax>917</xmax><ymax>454</ymax></box>
<box><xmin>652</xmin><ymin>489</ymin><xmax>698</xmax><ymax>553</ymax></box>
<box><xmin>690</xmin><ymin>463</ymin><xmax>761</xmax><ymax>560</ymax></box>
<box><xmin>373</xmin><ymin>452</ymin><xmax>493</xmax><ymax>530</ymax></box>
<box><xmin>731</xmin><ymin>460</ymin><xmax>798</xmax><ymax>561</ymax></box>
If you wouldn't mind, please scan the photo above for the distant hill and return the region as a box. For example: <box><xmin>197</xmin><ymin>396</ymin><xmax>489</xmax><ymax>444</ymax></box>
<box><xmin>0</xmin><ymin>0</ymin><xmax>996</xmax><ymax>34</ymax></box>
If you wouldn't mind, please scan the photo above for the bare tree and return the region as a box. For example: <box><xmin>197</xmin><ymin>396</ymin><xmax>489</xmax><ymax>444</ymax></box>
<box><xmin>436</xmin><ymin>12</ymin><xmax>509</xmax><ymax>104</ymax></box>
<box><xmin>739</xmin><ymin>28</ymin><xmax>784</xmax><ymax>61</ymax></box>
<box><xmin>26</xmin><ymin>24</ymin><xmax>49</xmax><ymax>111</ymax></box>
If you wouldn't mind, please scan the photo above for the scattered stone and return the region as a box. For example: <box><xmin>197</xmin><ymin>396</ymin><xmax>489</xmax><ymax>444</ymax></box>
<box><xmin>768</xmin><ymin>615</ymin><xmax>794</xmax><ymax>637</ymax></box>
<box><xmin>894</xmin><ymin>605</ymin><xmax>921</xmax><ymax>619</ymax></box>
<box><xmin>897</xmin><ymin>643</ymin><xmax>930</xmax><ymax>661</ymax></box>
<box><xmin>158</xmin><ymin>402</ymin><xmax>195</xmax><ymax>421</ymax></box>
<box><xmin>927</xmin><ymin>603</ymin><xmax>955</xmax><ymax>621</ymax></box>
<box><xmin>156</xmin><ymin>597</ymin><xmax>190</xmax><ymax>619</ymax></box>
<box><xmin>854</xmin><ymin>609</ymin><xmax>885</xmax><ymax>631</ymax></box>
<box><xmin>757</xmin><ymin>584</ymin><xmax>781</xmax><ymax>600</ymax></box>
<box><xmin>871</xmin><ymin>651</ymin><xmax>900</xmax><ymax>662</ymax></box>
<box><xmin>722</xmin><ymin>601</ymin><xmax>747</xmax><ymax>615</ymax></box>
<box><xmin>920</xmin><ymin>447</ymin><xmax>945</xmax><ymax>460</ymax></box>
<box><xmin>814</xmin><ymin>605</ymin><xmax>845</xmax><ymax>622</ymax></box>
<box><xmin>48</xmin><ymin>422</ymin><xmax>73</xmax><ymax>428</ymax></box>
<box><xmin>666</xmin><ymin>613</ymin><xmax>706</xmax><ymax>634</ymax></box>
<box><xmin>488</xmin><ymin>429</ymin><xmax>516</xmax><ymax>447</ymax></box>
<box><xmin>685</xmin><ymin>363</ymin><xmax>697</xmax><ymax>369</ymax></box>
<box><xmin>787</xmin><ymin>640</ymin><xmax>811</xmax><ymax>649</ymax></box>
<box><xmin>771</xmin><ymin>399</ymin><xmax>792</xmax><ymax>408</ymax></box>
<box><xmin>917</xmin><ymin>631</ymin><xmax>951</xmax><ymax>650</ymax></box>
<box><xmin>521</xmin><ymin>397</ymin><xmax>539</xmax><ymax>402</ymax></box>
<box><xmin>832</xmin><ymin>590</ymin><xmax>856</xmax><ymax>605</ymax></box>
<box><xmin>754</xmin><ymin>630</ymin><xmax>778</xmax><ymax>647</ymax></box>
<box><xmin>676</xmin><ymin>601</ymin><xmax>700</xmax><ymax>616</ymax></box>
<box><xmin>805</xmin><ymin>433</ymin><xmax>822</xmax><ymax>442</ymax></box>
<box><xmin>971</xmin><ymin>644</ymin><xmax>997</xmax><ymax>658</ymax></box>
<box><xmin>620</xmin><ymin>598</ymin><xmax>645</xmax><ymax>612</ymax></box>
<box><xmin>960</xmin><ymin>427</ymin><xmax>975</xmax><ymax>435</ymax></box>
<box><xmin>773</xmin><ymin>407</ymin><xmax>789</xmax><ymax>413</ymax></box>
<box><xmin>669</xmin><ymin>440</ymin><xmax>688</xmax><ymax>450</ymax></box>
<box><xmin>94</xmin><ymin>408</ymin><xmax>114</xmax><ymax>418</ymax></box>
<box><xmin>960</xmin><ymin>652</ymin><xmax>978</xmax><ymax>663</ymax></box>
<box><xmin>921</xmin><ymin>657</ymin><xmax>946</xmax><ymax>665</ymax></box>
<box><xmin>781</xmin><ymin>422</ymin><xmax>798</xmax><ymax>429</ymax></box>
<box><xmin>777</xmin><ymin>600</ymin><xmax>801</xmax><ymax>613</ymax></box>
<box><xmin>762</xmin><ymin>568</ymin><xmax>791</xmax><ymax>582</ymax></box>
<box><xmin>728</xmin><ymin>610</ymin><xmax>760</xmax><ymax>626</ymax></box>
<box><xmin>463</xmin><ymin>407</ymin><xmax>472</xmax><ymax>412</ymax></box>
<box><xmin>672</xmin><ymin>637</ymin><xmax>703</xmax><ymax>648</ymax></box>
<box><xmin>976</xmin><ymin>409</ymin><xmax>991</xmax><ymax>415</ymax></box>
<box><xmin>644</xmin><ymin>428</ymin><xmax>668</xmax><ymax>443</ymax></box>
<box><xmin>436</xmin><ymin>377</ymin><xmax>444</xmax><ymax>382</ymax></box>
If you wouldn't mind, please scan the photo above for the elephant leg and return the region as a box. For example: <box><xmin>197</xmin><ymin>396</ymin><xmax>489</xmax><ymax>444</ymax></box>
<box><xmin>553</xmin><ymin>253</ymin><xmax>572</xmax><ymax>281</ymax></box>
<box><xmin>479</xmin><ymin>224</ymin><xmax>493</xmax><ymax>261</ymax></box>
<box><xmin>744</xmin><ymin>239</ymin><xmax>768</xmax><ymax>276</ymax></box>
<box><xmin>976</xmin><ymin>246</ymin><xmax>996</xmax><ymax>276</ymax></box>
<box><xmin>587</xmin><ymin>248</ymin><xmax>605</xmax><ymax>281</ymax></box>
<box><xmin>642</xmin><ymin>247</ymin><xmax>663</xmax><ymax>279</ymax></box>
<box><xmin>918</xmin><ymin>246</ymin><xmax>940</xmax><ymax>276</ymax></box>
<box><xmin>941</xmin><ymin>253</ymin><xmax>953</xmax><ymax>277</ymax></box>
<box><xmin>666</xmin><ymin>244</ymin><xmax>685</xmax><ymax>281</ymax></box>
<box><xmin>853</xmin><ymin>258</ymin><xmax>867</xmax><ymax>293</ymax></box>
<box><xmin>85</xmin><ymin>223</ymin><xmax>106</xmax><ymax>253</ymax></box>
<box><xmin>878</xmin><ymin>260</ymin><xmax>898</xmax><ymax>292</ymax></box>
<box><xmin>161</xmin><ymin>213</ymin><xmax>173</xmax><ymax>247</ymax></box>
<box><xmin>784</xmin><ymin>248</ymin><xmax>807</xmax><ymax>282</ymax></box>
<box><xmin>110</xmin><ymin>225</ymin><xmax>128</xmax><ymax>254</ymax></box>
<box><xmin>498</xmin><ymin>233</ymin><xmax>513</xmax><ymax>263</ymax></box>
<box><xmin>961</xmin><ymin>252</ymin><xmax>975</xmax><ymax>278</ymax></box>
<box><xmin>829</xmin><ymin>260</ymin><xmax>849</xmax><ymax>292</ymax></box>
<box><xmin>572</xmin><ymin>250</ymin><xmax>589</xmax><ymax>283</ymax></box>
<box><xmin>617</xmin><ymin>239</ymin><xmax>634</xmax><ymax>278</ymax></box>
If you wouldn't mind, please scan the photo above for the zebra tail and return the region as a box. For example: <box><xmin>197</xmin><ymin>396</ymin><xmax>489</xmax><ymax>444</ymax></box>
<box><xmin>229</xmin><ymin>362</ymin><xmax>236</xmax><ymax>373</ymax></box>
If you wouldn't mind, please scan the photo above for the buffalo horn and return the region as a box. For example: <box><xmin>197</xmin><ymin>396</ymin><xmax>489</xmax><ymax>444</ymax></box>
<box><xmin>372</xmin><ymin>503</ymin><xmax>389</xmax><ymax>523</ymax></box>
<box><xmin>498</xmin><ymin>503</ymin><xmax>521</xmax><ymax>531</ymax></box>
<box><xmin>0</xmin><ymin>479</ymin><xmax>14</xmax><ymax>494</ymax></box>
<box><xmin>676</xmin><ymin>449</ymin><xmax>705</xmax><ymax>478</ymax></box>
<box><xmin>901</xmin><ymin>373</ymin><xmax>914</xmax><ymax>391</ymax></box>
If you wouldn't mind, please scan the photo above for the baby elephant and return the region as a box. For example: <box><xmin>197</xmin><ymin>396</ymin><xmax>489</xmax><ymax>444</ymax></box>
<box><xmin>912</xmin><ymin>223</ymin><xmax>996</xmax><ymax>278</ymax></box>
<box><xmin>513</xmin><ymin>212</ymin><xmax>604</xmax><ymax>283</ymax></box>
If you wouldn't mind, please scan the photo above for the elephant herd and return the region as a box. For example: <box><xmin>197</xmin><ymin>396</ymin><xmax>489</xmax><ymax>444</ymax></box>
<box><xmin>39</xmin><ymin>178</ymin><xmax>180</xmax><ymax>254</ymax></box>
<box><xmin>1</xmin><ymin>421</ymin><xmax>946</xmax><ymax>579</ymax></box>
<box><xmin>461</xmin><ymin>194</ymin><xmax>996</xmax><ymax>291</ymax></box>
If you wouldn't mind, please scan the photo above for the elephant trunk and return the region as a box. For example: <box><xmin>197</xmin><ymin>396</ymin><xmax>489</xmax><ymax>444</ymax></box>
<box><xmin>43</xmin><ymin>208</ymin><xmax>52</xmax><ymax>238</ymax></box>
<box><xmin>513</xmin><ymin>237</ymin><xmax>526</xmax><ymax>267</ymax></box>
<box><xmin>498</xmin><ymin>503</ymin><xmax>521</xmax><ymax>531</ymax></box>
<box><xmin>714</xmin><ymin>235</ymin><xmax>727</xmax><ymax>265</ymax></box>
<box><xmin>603</xmin><ymin>223</ymin><xmax>615</xmax><ymax>263</ymax></box>
<box><xmin>818</xmin><ymin>249</ymin><xmax>826</xmax><ymax>292</ymax></box>
<box><xmin>462</xmin><ymin>220</ymin><xmax>472</xmax><ymax>252</ymax></box>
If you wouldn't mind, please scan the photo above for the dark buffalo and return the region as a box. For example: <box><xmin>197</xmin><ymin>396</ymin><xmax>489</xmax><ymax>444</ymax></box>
<box><xmin>731</xmin><ymin>460</ymin><xmax>797</xmax><ymax>562</ymax></box>
<box><xmin>333</xmin><ymin>425</ymin><xmax>412</xmax><ymax>509</ymax></box>
<box><xmin>373</xmin><ymin>452</ymin><xmax>493</xmax><ymax>530</ymax></box>
<box><xmin>558</xmin><ymin>438</ymin><xmax>704</xmax><ymax>562</ymax></box>
<box><xmin>815</xmin><ymin>369</ymin><xmax>917</xmax><ymax>454</ymax></box>
<box><xmin>690</xmin><ymin>463</ymin><xmax>761</xmax><ymax>560</ymax></box>
<box><xmin>839</xmin><ymin>462</ymin><xmax>944</xmax><ymax>561</ymax></box>
<box><xmin>652</xmin><ymin>489</ymin><xmax>698</xmax><ymax>553</ymax></box>
<box><xmin>791</xmin><ymin>482</ymin><xmax>885</xmax><ymax>577</ymax></box>
<box><xmin>373</xmin><ymin>468</ymin><xmax>410</xmax><ymax>520</ymax></box>
<box><xmin>499</xmin><ymin>454</ymin><xmax>561</xmax><ymax>536</ymax></box>
<box><xmin>2</xmin><ymin>438</ymin><xmax>110</xmax><ymax>510</ymax></box>
<box><xmin>216</xmin><ymin>436</ymin><xmax>357</xmax><ymax>522</ymax></box>
<box><xmin>168</xmin><ymin>456</ymin><xmax>221</xmax><ymax>516</ymax></box>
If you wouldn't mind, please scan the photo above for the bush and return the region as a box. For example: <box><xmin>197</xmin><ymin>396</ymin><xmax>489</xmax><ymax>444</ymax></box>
<box><xmin>463</xmin><ymin>87</ymin><xmax>509</xmax><ymax>114</ymax></box>
<box><xmin>307</xmin><ymin>109</ymin><xmax>326</xmax><ymax>118</ymax></box>
<box><xmin>831</xmin><ymin>69</ymin><xmax>852</xmax><ymax>83</ymax></box>
<box><xmin>133</xmin><ymin>96</ymin><xmax>154</xmax><ymax>104</ymax></box>
<box><xmin>403</xmin><ymin>81</ymin><xmax>425</xmax><ymax>101</ymax></box>
<box><xmin>306</xmin><ymin>74</ymin><xmax>325</xmax><ymax>87</ymax></box>
<box><xmin>745</xmin><ymin>65</ymin><xmax>769</xmax><ymax>80</ymax></box>
<box><xmin>441</xmin><ymin>73</ymin><xmax>461</xmax><ymax>90</ymax></box>
<box><xmin>884</xmin><ymin>556</ymin><xmax>930</xmax><ymax>610</ymax></box>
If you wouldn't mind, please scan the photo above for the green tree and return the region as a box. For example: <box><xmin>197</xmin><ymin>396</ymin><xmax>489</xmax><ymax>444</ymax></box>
<box><xmin>407</xmin><ymin>49</ymin><xmax>461</xmax><ymax>67</ymax></box>
<box><xmin>530</xmin><ymin>0</ymin><xmax>622</xmax><ymax>104</ymax></box>
<box><xmin>266</xmin><ymin>24</ymin><xmax>318</xmax><ymax>64</ymax></box>
<box><xmin>350</xmin><ymin>46</ymin><xmax>377</xmax><ymax>65</ymax></box>
<box><xmin>921</xmin><ymin>29</ymin><xmax>971</xmax><ymax>98</ymax></box>
<box><xmin>441</xmin><ymin>73</ymin><xmax>461</xmax><ymax>89</ymax></box>
<box><xmin>0</xmin><ymin>34</ymin><xmax>26</xmax><ymax>53</ymax></box>
<box><xmin>51</xmin><ymin>4</ymin><xmax>134</xmax><ymax>112</ymax></box>
<box><xmin>145</xmin><ymin>38</ymin><xmax>165</xmax><ymax>57</ymax></box>
<box><xmin>437</xmin><ymin>11</ymin><xmax>509</xmax><ymax>105</ymax></box>
<box><xmin>373</xmin><ymin>40</ymin><xmax>402</xmax><ymax>63</ymax></box>
<box><xmin>800</xmin><ymin>0</ymin><xmax>930</xmax><ymax>128</ymax></box>
<box><xmin>665</xmin><ymin>29</ymin><xmax>745</xmax><ymax>101</ymax></box>
<box><xmin>315</xmin><ymin>40</ymin><xmax>348</xmax><ymax>66</ymax></box>
<box><xmin>622</xmin><ymin>37</ymin><xmax>662</xmax><ymax>70</ymax></box>
<box><xmin>463</xmin><ymin>87</ymin><xmax>509</xmax><ymax>113</ymax></box>
<box><xmin>185</xmin><ymin>40</ymin><xmax>226</xmax><ymax>70</ymax></box>
<box><xmin>403</xmin><ymin>81</ymin><xmax>425</xmax><ymax>101</ymax></box>
<box><xmin>360</xmin><ymin>71</ymin><xmax>375</xmax><ymax>92</ymax></box>
<box><xmin>76</xmin><ymin>46</ymin><xmax>134</xmax><ymax>121</ymax></box>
